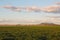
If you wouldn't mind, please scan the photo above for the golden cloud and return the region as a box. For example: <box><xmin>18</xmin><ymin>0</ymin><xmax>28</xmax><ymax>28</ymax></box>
<box><xmin>41</xmin><ymin>5</ymin><xmax>60</xmax><ymax>13</ymax></box>
<box><xmin>3</xmin><ymin>2</ymin><xmax>60</xmax><ymax>13</ymax></box>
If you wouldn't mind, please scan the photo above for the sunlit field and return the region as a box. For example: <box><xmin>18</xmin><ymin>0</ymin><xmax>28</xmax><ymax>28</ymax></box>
<box><xmin>0</xmin><ymin>25</ymin><xmax>60</xmax><ymax>40</ymax></box>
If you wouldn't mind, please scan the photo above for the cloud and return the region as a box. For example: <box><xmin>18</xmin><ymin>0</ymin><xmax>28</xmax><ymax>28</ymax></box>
<box><xmin>56</xmin><ymin>2</ymin><xmax>60</xmax><ymax>5</ymax></box>
<box><xmin>41</xmin><ymin>5</ymin><xmax>60</xmax><ymax>13</ymax></box>
<box><xmin>47</xmin><ymin>16</ymin><xmax>60</xmax><ymax>18</ymax></box>
<box><xmin>3</xmin><ymin>5</ymin><xmax>22</xmax><ymax>12</ymax></box>
<box><xmin>0</xmin><ymin>18</ymin><xmax>60</xmax><ymax>25</ymax></box>
<box><xmin>24</xmin><ymin>6</ymin><xmax>41</xmax><ymax>12</ymax></box>
<box><xmin>2</xmin><ymin>2</ymin><xmax>60</xmax><ymax>13</ymax></box>
<box><xmin>3</xmin><ymin>5</ymin><xmax>60</xmax><ymax>13</ymax></box>
<box><xmin>3</xmin><ymin>5</ymin><xmax>41</xmax><ymax>12</ymax></box>
<box><xmin>0</xmin><ymin>18</ymin><xmax>38</xmax><ymax>23</ymax></box>
<box><xmin>0</xmin><ymin>19</ymin><xmax>13</xmax><ymax>23</ymax></box>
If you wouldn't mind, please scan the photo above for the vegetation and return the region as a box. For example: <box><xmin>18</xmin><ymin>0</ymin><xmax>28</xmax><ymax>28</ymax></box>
<box><xmin>0</xmin><ymin>25</ymin><xmax>60</xmax><ymax>40</ymax></box>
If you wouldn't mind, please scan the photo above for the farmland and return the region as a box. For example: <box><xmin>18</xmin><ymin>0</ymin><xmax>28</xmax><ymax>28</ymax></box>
<box><xmin>0</xmin><ymin>25</ymin><xmax>60</xmax><ymax>40</ymax></box>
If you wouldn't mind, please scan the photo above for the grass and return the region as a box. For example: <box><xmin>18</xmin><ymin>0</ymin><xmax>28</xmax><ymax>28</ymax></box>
<box><xmin>0</xmin><ymin>25</ymin><xmax>60</xmax><ymax>40</ymax></box>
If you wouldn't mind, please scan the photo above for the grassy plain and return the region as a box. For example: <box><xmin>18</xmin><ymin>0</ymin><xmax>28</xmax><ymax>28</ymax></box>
<box><xmin>0</xmin><ymin>25</ymin><xmax>60</xmax><ymax>40</ymax></box>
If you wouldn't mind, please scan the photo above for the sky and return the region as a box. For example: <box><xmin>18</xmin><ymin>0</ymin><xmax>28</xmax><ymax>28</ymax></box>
<box><xmin>0</xmin><ymin>0</ymin><xmax>60</xmax><ymax>24</ymax></box>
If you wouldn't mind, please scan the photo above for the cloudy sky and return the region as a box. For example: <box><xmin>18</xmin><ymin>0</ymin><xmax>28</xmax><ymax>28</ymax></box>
<box><xmin>0</xmin><ymin>0</ymin><xmax>60</xmax><ymax>24</ymax></box>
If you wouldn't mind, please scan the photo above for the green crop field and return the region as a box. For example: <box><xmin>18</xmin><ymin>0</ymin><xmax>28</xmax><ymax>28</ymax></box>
<box><xmin>0</xmin><ymin>25</ymin><xmax>60</xmax><ymax>40</ymax></box>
